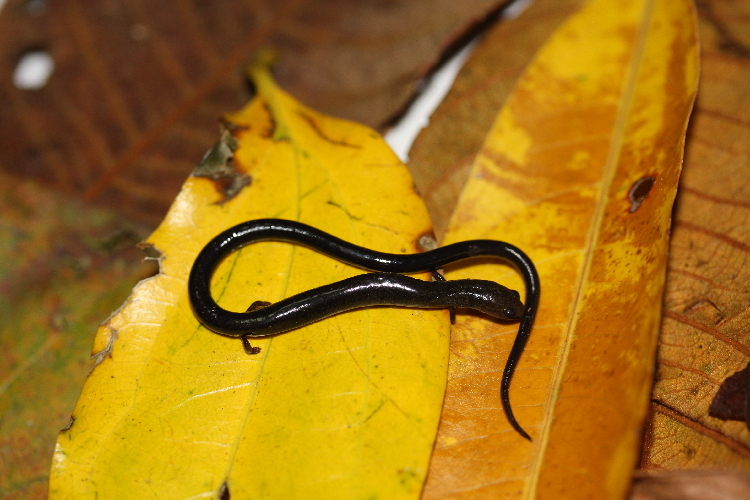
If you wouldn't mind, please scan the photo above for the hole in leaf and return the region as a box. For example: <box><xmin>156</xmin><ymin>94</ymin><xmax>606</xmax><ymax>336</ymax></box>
<box><xmin>628</xmin><ymin>175</ymin><xmax>656</xmax><ymax>213</ymax></box>
<box><xmin>14</xmin><ymin>49</ymin><xmax>54</xmax><ymax>90</ymax></box>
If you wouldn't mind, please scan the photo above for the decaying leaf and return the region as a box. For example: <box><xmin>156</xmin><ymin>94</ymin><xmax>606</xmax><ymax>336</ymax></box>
<box><xmin>0</xmin><ymin>0</ymin><xmax>508</xmax><ymax>227</ymax></box>
<box><xmin>48</xmin><ymin>57</ymin><xmax>449</xmax><ymax>499</ymax></box>
<box><xmin>421</xmin><ymin>0</ymin><xmax>698</xmax><ymax>498</ymax></box>
<box><xmin>0</xmin><ymin>172</ymin><xmax>156</xmax><ymax>499</ymax></box>
<box><xmin>640</xmin><ymin>0</ymin><xmax>750</xmax><ymax>474</ymax></box>
<box><xmin>630</xmin><ymin>470</ymin><xmax>750</xmax><ymax>500</ymax></box>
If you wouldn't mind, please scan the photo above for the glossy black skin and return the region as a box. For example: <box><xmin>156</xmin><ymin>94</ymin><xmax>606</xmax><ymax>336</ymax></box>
<box><xmin>188</xmin><ymin>219</ymin><xmax>540</xmax><ymax>440</ymax></box>
<box><xmin>196</xmin><ymin>272</ymin><xmax>524</xmax><ymax>337</ymax></box>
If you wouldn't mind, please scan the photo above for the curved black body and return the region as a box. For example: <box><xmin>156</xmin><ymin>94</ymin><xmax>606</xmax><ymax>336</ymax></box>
<box><xmin>188</xmin><ymin>219</ymin><xmax>540</xmax><ymax>440</ymax></box>
<box><xmin>196</xmin><ymin>272</ymin><xmax>524</xmax><ymax>336</ymax></box>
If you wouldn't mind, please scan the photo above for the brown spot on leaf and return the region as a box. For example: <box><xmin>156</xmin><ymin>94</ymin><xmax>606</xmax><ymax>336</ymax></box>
<box><xmin>709</xmin><ymin>362</ymin><xmax>750</xmax><ymax>430</ymax></box>
<box><xmin>628</xmin><ymin>175</ymin><xmax>656</xmax><ymax>213</ymax></box>
<box><xmin>298</xmin><ymin>111</ymin><xmax>360</xmax><ymax>148</ymax></box>
<box><xmin>260</xmin><ymin>103</ymin><xmax>278</xmax><ymax>139</ymax></box>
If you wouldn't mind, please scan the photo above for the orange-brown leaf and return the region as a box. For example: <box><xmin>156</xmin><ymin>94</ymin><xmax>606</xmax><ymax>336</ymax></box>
<box><xmin>422</xmin><ymin>0</ymin><xmax>699</xmax><ymax>498</ymax></box>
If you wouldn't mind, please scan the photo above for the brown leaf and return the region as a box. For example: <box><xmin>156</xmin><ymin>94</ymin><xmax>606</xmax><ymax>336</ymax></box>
<box><xmin>0</xmin><ymin>0</ymin><xmax>507</xmax><ymax>227</ymax></box>
<box><xmin>641</xmin><ymin>0</ymin><xmax>750</xmax><ymax>473</ymax></box>
<box><xmin>631</xmin><ymin>470</ymin><xmax>750</xmax><ymax>500</ymax></box>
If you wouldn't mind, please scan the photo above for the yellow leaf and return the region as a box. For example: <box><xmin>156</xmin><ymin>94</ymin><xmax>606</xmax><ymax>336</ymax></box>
<box><xmin>49</xmin><ymin>54</ymin><xmax>449</xmax><ymax>500</ymax></box>
<box><xmin>423</xmin><ymin>0</ymin><xmax>698</xmax><ymax>498</ymax></box>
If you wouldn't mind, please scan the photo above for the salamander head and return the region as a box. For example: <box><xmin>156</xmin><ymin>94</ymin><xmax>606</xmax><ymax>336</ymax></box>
<box><xmin>447</xmin><ymin>279</ymin><xmax>525</xmax><ymax>319</ymax></box>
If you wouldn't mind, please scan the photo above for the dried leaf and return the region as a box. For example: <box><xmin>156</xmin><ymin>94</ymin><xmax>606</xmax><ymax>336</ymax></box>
<box><xmin>421</xmin><ymin>0</ymin><xmax>698</xmax><ymax>497</ymax></box>
<box><xmin>641</xmin><ymin>0</ymin><xmax>750</xmax><ymax>473</ymax></box>
<box><xmin>631</xmin><ymin>470</ymin><xmax>750</xmax><ymax>500</ymax></box>
<box><xmin>0</xmin><ymin>0</ymin><xmax>506</xmax><ymax>226</ymax></box>
<box><xmin>49</xmin><ymin>57</ymin><xmax>448</xmax><ymax>500</ymax></box>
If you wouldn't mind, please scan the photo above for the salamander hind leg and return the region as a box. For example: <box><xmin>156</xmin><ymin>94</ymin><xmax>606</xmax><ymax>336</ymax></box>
<box><xmin>241</xmin><ymin>300</ymin><xmax>272</xmax><ymax>355</ymax></box>
<box><xmin>241</xmin><ymin>336</ymin><xmax>262</xmax><ymax>355</ymax></box>
<box><xmin>431</xmin><ymin>270</ymin><xmax>456</xmax><ymax>324</ymax></box>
